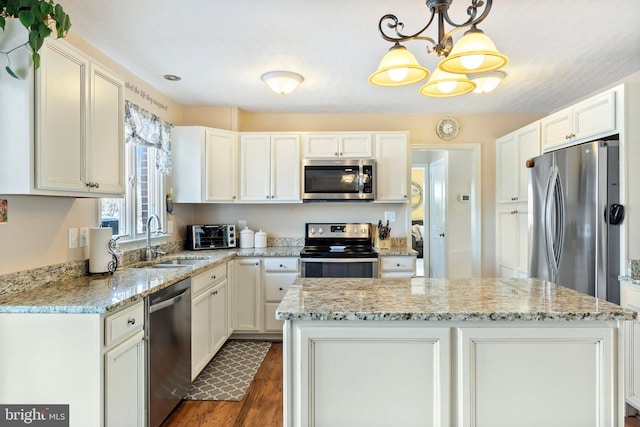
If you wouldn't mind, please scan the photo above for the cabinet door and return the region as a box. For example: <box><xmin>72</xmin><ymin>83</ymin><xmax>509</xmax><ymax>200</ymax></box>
<box><xmin>541</xmin><ymin>109</ymin><xmax>572</xmax><ymax>151</ymax></box>
<box><xmin>573</xmin><ymin>91</ymin><xmax>616</xmax><ymax>141</ymax></box>
<box><xmin>339</xmin><ymin>133</ymin><xmax>373</xmax><ymax>158</ymax></box>
<box><xmin>234</xmin><ymin>259</ymin><xmax>261</xmax><ymax>331</ymax></box>
<box><xmin>496</xmin><ymin>207</ymin><xmax>518</xmax><ymax>277</ymax></box>
<box><xmin>240</xmin><ymin>134</ymin><xmax>271</xmax><ymax>201</ymax></box>
<box><xmin>375</xmin><ymin>133</ymin><xmax>409</xmax><ymax>202</ymax></box>
<box><xmin>516</xmin><ymin>124</ymin><xmax>540</xmax><ymax>203</ymax></box>
<box><xmin>516</xmin><ymin>208</ymin><xmax>530</xmax><ymax>277</ymax></box>
<box><xmin>36</xmin><ymin>40</ymin><xmax>87</xmax><ymax>192</ymax></box>
<box><xmin>496</xmin><ymin>133</ymin><xmax>518</xmax><ymax>203</ymax></box>
<box><xmin>191</xmin><ymin>287</ymin><xmax>213</xmax><ymax>380</ymax></box>
<box><xmin>87</xmin><ymin>63</ymin><xmax>124</xmax><ymax>195</ymax></box>
<box><xmin>211</xmin><ymin>280</ymin><xmax>228</xmax><ymax>355</ymax></box>
<box><xmin>302</xmin><ymin>134</ymin><xmax>339</xmax><ymax>158</ymax></box>
<box><xmin>205</xmin><ymin>129</ymin><xmax>238</xmax><ymax>201</ymax></box>
<box><xmin>271</xmin><ymin>134</ymin><xmax>301</xmax><ymax>201</ymax></box>
<box><xmin>105</xmin><ymin>330</ymin><xmax>145</xmax><ymax>427</ymax></box>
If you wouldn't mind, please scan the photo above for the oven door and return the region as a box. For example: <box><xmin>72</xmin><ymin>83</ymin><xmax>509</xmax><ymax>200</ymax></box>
<box><xmin>300</xmin><ymin>258</ymin><xmax>378</xmax><ymax>278</ymax></box>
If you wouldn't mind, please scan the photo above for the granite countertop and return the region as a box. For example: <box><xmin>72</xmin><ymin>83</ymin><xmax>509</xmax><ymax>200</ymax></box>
<box><xmin>0</xmin><ymin>247</ymin><xmax>303</xmax><ymax>315</ymax></box>
<box><xmin>276</xmin><ymin>277</ymin><xmax>636</xmax><ymax>322</ymax></box>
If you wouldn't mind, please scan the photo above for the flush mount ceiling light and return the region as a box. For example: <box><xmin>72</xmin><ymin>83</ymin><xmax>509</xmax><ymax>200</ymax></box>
<box><xmin>369</xmin><ymin>0</ymin><xmax>508</xmax><ymax>98</ymax></box>
<box><xmin>261</xmin><ymin>71</ymin><xmax>304</xmax><ymax>94</ymax></box>
<box><xmin>469</xmin><ymin>70</ymin><xmax>506</xmax><ymax>93</ymax></box>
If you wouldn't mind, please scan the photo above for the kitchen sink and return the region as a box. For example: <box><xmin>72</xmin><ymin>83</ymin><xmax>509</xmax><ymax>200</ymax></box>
<box><xmin>157</xmin><ymin>259</ymin><xmax>204</xmax><ymax>266</ymax></box>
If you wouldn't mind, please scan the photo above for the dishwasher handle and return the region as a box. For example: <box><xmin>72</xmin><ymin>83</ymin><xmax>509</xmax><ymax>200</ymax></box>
<box><xmin>149</xmin><ymin>289</ymin><xmax>190</xmax><ymax>314</ymax></box>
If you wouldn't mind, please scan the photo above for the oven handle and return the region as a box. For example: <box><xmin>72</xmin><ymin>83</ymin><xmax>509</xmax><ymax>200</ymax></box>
<box><xmin>300</xmin><ymin>258</ymin><xmax>379</xmax><ymax>263</ymax></box>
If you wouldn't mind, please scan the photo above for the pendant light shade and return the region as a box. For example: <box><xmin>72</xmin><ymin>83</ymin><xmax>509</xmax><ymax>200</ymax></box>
<box><xmin>419</xmin><ymin>68</ymin><xmax>476</xmax><ymax>97</ymax></box>
<box><xmin>469</xmin><ymin>70</ymin><xmax>506</xmax><ymax>93</ymax></box>
<box><xmin>261</xmin><ymin>71</ymin><xmax>304</xmax><ymax>94</ymax></box>
<box><xmin>438</xmin><ymin>28</ymin><xmax>509</xmax><ymax>74</ymax></box>
<box><xmin>368</xmin><ymin>43</ymin><xmax>429</xmax><ymax>87</ymax></box>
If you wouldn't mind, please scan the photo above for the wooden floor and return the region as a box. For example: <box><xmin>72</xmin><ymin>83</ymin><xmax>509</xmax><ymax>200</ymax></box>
<box><xmin>163</xmin><ymin>341</ymin><xmax>640</xmax><ymax>426</ymax></box>
<box><xmin>162</xmin><ymin>342</ymin><xmax>283</xmax><ymax>427</ymax></box>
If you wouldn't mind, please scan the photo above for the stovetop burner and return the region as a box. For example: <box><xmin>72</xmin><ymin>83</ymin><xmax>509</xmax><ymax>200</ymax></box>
<box><xmin>301</xmin><ymin>222</ymin><xmax>377</xmax><ymax>258</ymax></box>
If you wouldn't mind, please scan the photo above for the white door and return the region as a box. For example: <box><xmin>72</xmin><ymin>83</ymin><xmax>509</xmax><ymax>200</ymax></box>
<box><xmin>429</xmin><ymin>158</ymin><xmax>447</xmax><ymax>277</ymax></box>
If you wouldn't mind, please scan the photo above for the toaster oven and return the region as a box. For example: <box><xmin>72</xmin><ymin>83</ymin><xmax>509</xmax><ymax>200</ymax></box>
<box><xmin>186</xmin><ymin>224</ymin><xmax>236</xmax><ymax>250</ymax></box>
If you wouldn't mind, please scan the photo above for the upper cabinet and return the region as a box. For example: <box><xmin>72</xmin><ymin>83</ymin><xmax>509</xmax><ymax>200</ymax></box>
<box><xmin>0</xmin><ymin>38</ymin><xmax>124</xmax><ymax>196</ymax></box>
<box><xmin>541</xmin><ymin>90</ymin><xmax>617</xmax><ymax>152</ymax></box>
<box><xmin>239</xmin><ymin>133</ymin><xmax>301</xmax><ymax>202</ymax></box>
<box><xmin>172</xmin><ymin>127</ymin><xmax>239</xmax><ymax>203</ymax></box>
<box><xmin>374</xmin><ymin>132</ymin><xmax>409</xmax><ymax>202</ymax></box>
<box><xmin>303</xmin><ymin>133</ymin><xmax>373</xmax><ymax>159</ymax></box>
<box><xmin>496</xmin><ymin>122</ymin><xmax>540</xmax><ymax>204</ymax></box>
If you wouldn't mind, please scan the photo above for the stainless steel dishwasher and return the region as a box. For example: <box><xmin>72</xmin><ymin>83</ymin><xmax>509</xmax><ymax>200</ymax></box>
<box><xmin>146</xmin><ymin>278</ymin><xmax>191</xmax><ymax>427</ymax></box>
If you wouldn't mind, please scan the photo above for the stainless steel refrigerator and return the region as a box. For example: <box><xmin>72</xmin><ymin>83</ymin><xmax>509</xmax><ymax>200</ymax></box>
<box><xmin>528</xmin><ymin>140</ymin><xmax>623</xmax><ymax>303</ymax></box>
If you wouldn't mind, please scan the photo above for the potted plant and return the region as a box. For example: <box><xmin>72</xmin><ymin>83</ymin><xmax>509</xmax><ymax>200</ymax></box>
<box><xmin>0</xmin><ymin>0</ymin><xmax>71</xmax><ymax>78</ymax></box>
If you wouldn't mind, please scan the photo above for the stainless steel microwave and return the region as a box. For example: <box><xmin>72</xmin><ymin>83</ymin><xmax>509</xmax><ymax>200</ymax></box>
<box><xmin>186</xmin><ymin>224</ymin><xmax>236</xmax><ymax>250</ymax></box>
<box><xmin>303</xmin><ymin>159</ymin><xmax>375</xmax><ymax>202</ymax></box>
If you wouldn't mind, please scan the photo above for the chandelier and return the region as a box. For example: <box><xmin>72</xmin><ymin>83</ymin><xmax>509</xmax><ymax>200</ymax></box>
<box><xmin>369</xmin><ymin>0</ymin><xmax>508</xmax><ymax>97</ymax></box>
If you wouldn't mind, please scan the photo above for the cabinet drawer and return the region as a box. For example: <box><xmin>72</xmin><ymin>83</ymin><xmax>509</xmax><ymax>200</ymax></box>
<box><xmin>105</xmin><ymin>301</ymin><xmax>144</xmax><ymax>347</ymax></box>
<box><xmin>380</xmin><ymin>256</ymin><xmax>416</xmax><ymax>272</ymax></box>
<box><xmin>265</xmin><ymin>272</ymin><xmax>297</xmax><ymax>302</ymax></box>
<box><xmin>264</xmin><ymin>257</ymin><xmax>299</xmax><ymax>272</ymax></box>
<box><xmin>192</xmin><ymin>263</ymin><xmax>227</xmax><ymax>295</ymax></box>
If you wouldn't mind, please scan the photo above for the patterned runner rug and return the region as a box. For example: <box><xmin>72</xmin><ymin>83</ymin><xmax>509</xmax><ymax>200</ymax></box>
<box><xmin>184</xmin><ymin>340</ymin><xmax>272</xmax><ymax>401</ymax></box>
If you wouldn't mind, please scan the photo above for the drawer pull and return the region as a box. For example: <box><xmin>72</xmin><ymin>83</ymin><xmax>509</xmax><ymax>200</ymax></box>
<box><xmin>127</xmin><ymin>318</ymin><xmax>136</xmax><ymax>325</ymax></box>
<box><xmin>396</xmin><ymin>263</ymin><xmax>400</xmax><ymax>267</ymax></box>
<box><xmin>280</xmin><ymin>264</ymin><xmax>284</xmax><ymax>268</ymax></box>
<box><xmin>279</xmin><ymin>287</ymin><xmax>284</xmax><ymax>291</ymax></box>
<box><xmin>211</xmin><ymin>275</ymin><xmax>216</xmax><ymax>280</ymax></box>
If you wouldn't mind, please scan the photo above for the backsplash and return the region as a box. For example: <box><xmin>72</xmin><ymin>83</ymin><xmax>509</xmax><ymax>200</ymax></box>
<box><xmin>628</xmin><ymin>260</ymin><xmax>640</xmax><ymax>279</ymax></box>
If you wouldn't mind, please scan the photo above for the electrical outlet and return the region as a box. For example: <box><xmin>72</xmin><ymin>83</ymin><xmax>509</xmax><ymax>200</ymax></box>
<box><xmin>68</xmin><ymin>228</ymin><xmax>79</xmax><ymax>249</ymax></box>
<box><xmin>167</xmin><ymin>220</ymin><xmax>174</xmax><ymax>234</ymax></box>
<box><xmin>384</xmin><ymin>211</ymin><xmax>396</xmax><ymax>223</ymax></box>
<box><xmin>238</xmin><ymin>219</ymin><xmax>247</xmax><ymax>229</ymax></box>
<box><xmin>79</xmin><ymin>227</ymin><xmax>89</xmax><ymax>247</ymax></box>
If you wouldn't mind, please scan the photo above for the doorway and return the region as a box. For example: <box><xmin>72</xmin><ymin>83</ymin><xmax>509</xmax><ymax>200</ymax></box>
<box><xmin>411</xmin><ymin>144</ymin><xmax>481</xmax><ymax>278</ymax></box>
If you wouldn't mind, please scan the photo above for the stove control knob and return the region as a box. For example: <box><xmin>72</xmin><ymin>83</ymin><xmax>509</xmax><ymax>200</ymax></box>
<box><xmin>318</xmin><ymin>227</ymin><xmax>324</xmax><ymax>234</ymax></box>
<box><xmin>310</xmin><ymin>227</ymin><xmax>316</xmax><ymax>235</ymax></box>
<box><xmin>353</xmin><ymin>227</ymin><xmax>358</xmax><ymax>233</ymax></box>
<box><xmin>361</xmin><ymin>227</ymin><xmax>367</xmax><ymax>234</ymax></box>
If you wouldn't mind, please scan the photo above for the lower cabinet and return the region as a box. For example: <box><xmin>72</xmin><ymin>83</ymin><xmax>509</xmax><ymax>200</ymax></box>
<box><xmin>233</xmin><ymin>257</ymin><xmax>299</xmax><ymax>335</ymax></box>
<box><xmin>284</xmin><ymin>321</ymin><xmax>619</xmax><ymax>427</ymax></box>
<box><xmin>621</xmin><ymin>280</ymin><xmax>640</xmax><ymax>411</ymax></box>
<box><xmin>104</xmin><ymin>330</ymin><xmax>145</xmax><ymax>427</ymax></box>
<box><xmin>379</xmin><ymin>255</ymin><xmax>416</xmax><ymax>278</ymax></box>
<box><xmin>496</xmin><ymin>203</ymin><xmax>529</xmax><ymax>278</ymax></box>
<box><xmin>191</xmin><ymin>263</ymin><xmax>229</xmax><ymax>380</ymax></box>
<box><xmin>104</xmin><ymin>301</ymin><xmax>146</xmax><ymax>427</ymax></box>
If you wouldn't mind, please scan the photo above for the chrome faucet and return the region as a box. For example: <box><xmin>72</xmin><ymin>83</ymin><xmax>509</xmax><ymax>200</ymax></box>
<box><xmin>145</xmin><ymin>215</ymin><xmax>165</xmax><ymax>261</ymax></box>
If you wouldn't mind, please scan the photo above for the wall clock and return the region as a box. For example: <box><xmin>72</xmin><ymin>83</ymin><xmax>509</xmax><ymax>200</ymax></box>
<box><xmin>436</xmin><ymin>117</ymin><xmax>459</xmax><ymax>141</ymax></box>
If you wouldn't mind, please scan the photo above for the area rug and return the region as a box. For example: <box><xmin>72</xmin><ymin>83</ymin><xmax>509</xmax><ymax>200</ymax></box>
<box><xmin>184</xmin><ymin>340</ymin><xmax>272</xmax><ymax>401</ymax></box>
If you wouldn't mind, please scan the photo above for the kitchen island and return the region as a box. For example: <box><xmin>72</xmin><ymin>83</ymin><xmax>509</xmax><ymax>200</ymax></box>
<box><xmin>276</xmin><ymin>277</ymin><xmax>636</xmax><ymax>427</ymax></box>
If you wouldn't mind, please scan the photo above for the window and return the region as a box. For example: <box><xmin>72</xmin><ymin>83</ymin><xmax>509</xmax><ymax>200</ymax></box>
<box><xmin>100</xmin><ymin>102</ymin><xmax>171</xmax><ymax>241</ymax></box>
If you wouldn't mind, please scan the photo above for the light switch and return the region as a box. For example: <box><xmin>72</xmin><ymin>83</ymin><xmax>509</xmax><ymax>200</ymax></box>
<box><xmin>68</xmin><ymin>228</ymin><xmax>79</xmax><ymax>249</ymax></box>
<box><xmin>79</xmin><ymin>227</ymin><xmax>89</xmax><ymax>247</ymax></box>
<box><xmin>167</xmin><ymin>220</ymin><xmax>174</xmax><ymax>234</ymax></box>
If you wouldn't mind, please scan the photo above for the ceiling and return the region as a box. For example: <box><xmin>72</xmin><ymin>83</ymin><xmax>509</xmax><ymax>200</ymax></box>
<box><xmin>59</xmin><ymin>0</ymin><xmax>640</xmax><ymax>115</ymax></box>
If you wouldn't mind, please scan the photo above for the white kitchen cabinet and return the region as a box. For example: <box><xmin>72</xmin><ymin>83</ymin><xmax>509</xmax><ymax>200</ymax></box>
<box><xmin>621</xmin><ymin>280</ymin><xmax>640</xmax><ymax>411</ymax></box>
<box><xmin>496</xmin><ymin>122</ymin><xmax>540</xmax><ymax>204</ymax></box>
<box><xmin>172</xmin><ymin>126</ymin><xmax>238</xmax><ymax>203</ymax></box>
<box><xmin>541</xmin><ymin>89</ymin><xmax>617</xmax><ymax>152</ymax></box>
<box><xmin>0</xmin><ymin>37</ymin><xmax>124</xmax><ymax>196</ymax></box>
<box><xmin>302</xmin><ymin>132</ymin><xmax>373</xmax><ymax>159</ymax></box>
<box><xmin>496</xmin><ymin>203</ymin><xmax>529</xmax><ymax>278</ymax></box>
<box><xmin>379</xmin><ymin>255</ymin><xmax>416</xmax><ymax>278</ymax></box>
<box><xmin>234</xmin><ymin>258</ymin><xmax>262</xmax><ymax>332</ymax></box>
<box><xmin>191</xmin><ymin>263</ymin><xmax>228</xmax><ymax>380</ymax></box>
<box><xmin>374</xmin><ymin>132</ymin><xmax>410</xmax><ymax>202</ymax></box>
<box><xmin>263</xmin><ymin>257</ymin><xmax>299</xmax><ymax>332</ymax></box>
<box><xmin>104</xmin><ymin>301</ymin><xmax>146</xmax><ymax>427</ymax></box>
<box><xmin>458</xmin><ymin>327</ymin><xmax>615</xmax><ymax>427</ymax></box>
<box><xmin>239</xmin><ymin>133</ymin><xmax>301</xmax><ymax>202</ymax></box>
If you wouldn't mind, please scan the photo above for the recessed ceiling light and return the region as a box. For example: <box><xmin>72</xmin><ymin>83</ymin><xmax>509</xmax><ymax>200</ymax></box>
<box><xmin>163</xmin><ymin>74</ymin><xmax>181</xmax><ymax>81</ymax></box>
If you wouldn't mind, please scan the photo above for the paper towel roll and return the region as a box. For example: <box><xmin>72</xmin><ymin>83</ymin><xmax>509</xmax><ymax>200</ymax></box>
<box><xmin>89</xmin><ymin>227</ymin><xmax>113</xmax><ymax>274</ymax></box>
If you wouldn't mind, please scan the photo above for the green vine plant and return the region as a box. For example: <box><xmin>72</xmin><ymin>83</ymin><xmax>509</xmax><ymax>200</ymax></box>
<box><xmin>0</xmin><ymin>0</ymin><xmax>71</xmax><ymax>79</ymax></box>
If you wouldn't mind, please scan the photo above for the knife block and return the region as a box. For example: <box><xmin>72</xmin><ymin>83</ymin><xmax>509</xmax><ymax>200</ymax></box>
<box><xmin>374</xmin><ymin>226</ymin><xmax>391</xmax><ymax>250</ymax></box>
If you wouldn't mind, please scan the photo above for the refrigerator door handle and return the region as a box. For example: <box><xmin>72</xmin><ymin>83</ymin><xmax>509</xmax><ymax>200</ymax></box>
<box><xmin>544</xmin><ymin>166</ymin><xmax>564</xmax><ymax>280</ymax></box>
